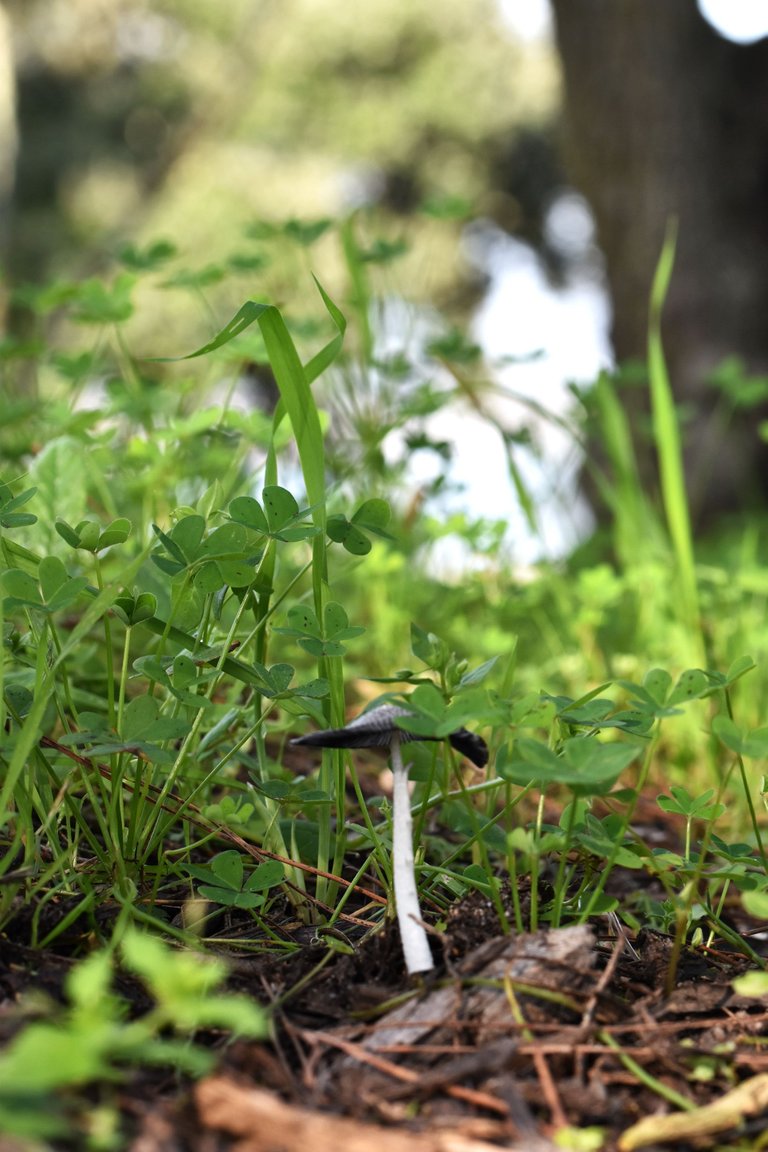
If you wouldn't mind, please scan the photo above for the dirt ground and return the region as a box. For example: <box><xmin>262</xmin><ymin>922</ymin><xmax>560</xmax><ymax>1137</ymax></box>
<box><xmin>2</xmin><ymin>878</ymin><xmax>767</xmax><ymax>1152</ymax></box>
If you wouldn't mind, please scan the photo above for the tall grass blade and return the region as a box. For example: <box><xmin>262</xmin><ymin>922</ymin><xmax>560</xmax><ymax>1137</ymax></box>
<box><xmin>590</xmin><ymin>370</ymin><xmax>663</xmax><ymax>568</ymax></box>
<box><xmin>648</xmin><ymin>220</ymin><xmax>701</xmax><ymax>641</ymax></box>
<box><xmin>158</xmin><ymin>283</ymin><xmax>349</xmax><ymax>902</ymax></box>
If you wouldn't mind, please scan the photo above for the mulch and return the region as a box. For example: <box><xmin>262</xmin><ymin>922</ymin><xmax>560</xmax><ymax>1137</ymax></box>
<box><xmin>3</xmin><ymin>886</ymin><xmax>767</xmax><ymax>1152</ymax></box>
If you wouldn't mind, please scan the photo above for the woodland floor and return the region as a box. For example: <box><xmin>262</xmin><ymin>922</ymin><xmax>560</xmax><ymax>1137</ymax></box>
<box><xmin>2</xmin><ymin>867</ymin><xmax>768</xmax><ymax>1152</ymax></box>
<box><xmin>2</xmin><ymin>754</ymin><xmax>768</xmax><ymax>1152</ymax></box>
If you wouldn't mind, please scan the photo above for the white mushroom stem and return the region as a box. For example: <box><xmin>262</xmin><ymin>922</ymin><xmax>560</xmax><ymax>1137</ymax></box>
<box><xmin>390</xmin><ymin>733</ymin><xmax>434</xmax><ymax>974</ymax></box>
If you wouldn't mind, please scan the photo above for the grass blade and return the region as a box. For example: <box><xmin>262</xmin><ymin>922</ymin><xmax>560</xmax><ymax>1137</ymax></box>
<box><xmin>648</xmin><ymin>219</ymin><xmax>701</xmax><ymax>642</ymax></box>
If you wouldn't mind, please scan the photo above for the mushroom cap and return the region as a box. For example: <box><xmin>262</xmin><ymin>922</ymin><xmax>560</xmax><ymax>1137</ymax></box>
<box><xmin>291</xmin><ymin>703</ymin><xmax>488</xmax><ymax>768</ymax></box>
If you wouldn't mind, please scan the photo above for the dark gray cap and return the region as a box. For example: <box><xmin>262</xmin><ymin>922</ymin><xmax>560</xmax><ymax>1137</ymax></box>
<box><xmin>291</xmin><ymin>703</ymin><xmax>488</xmax><ymax>768</ymax></box>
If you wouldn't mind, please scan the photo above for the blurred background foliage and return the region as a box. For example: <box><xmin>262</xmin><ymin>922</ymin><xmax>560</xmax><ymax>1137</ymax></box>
<box><xmin>5</xmin><ymin>0</ymin><xmax>768</xmax><ymax>530</ymax></box>
<box><xmin>3</xmin><ymin>0</ymin><xmax>768</xmax><ymax>750</ymax></box>
<box><xmin>4</xmin><ymin>0</ymin><xmax>558</xmax><ymax>312</ymax></box>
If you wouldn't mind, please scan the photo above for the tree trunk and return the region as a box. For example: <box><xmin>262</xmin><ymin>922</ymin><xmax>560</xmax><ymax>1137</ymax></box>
<box><xmin>0</xmin><ymin>2</ymin><xmax>17</xmax><ymax>296</ymax></box>
<box><xmin>551</xmin><ymin>0</ymin><xmax>768</xmax><ymax>525</ymax></box>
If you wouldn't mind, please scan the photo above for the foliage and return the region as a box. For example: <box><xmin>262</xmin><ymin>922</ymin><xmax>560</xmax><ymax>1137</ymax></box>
<box><xmin>6</xmin><ymin>0</ymin><xmax>558</xmax><ymax>297</ymax></box>
<box><xmin>0</xmin><ymin>928</ymin><xmax>266</xmax><ymax>1142</ymax></box>
<box><xmin>1</xmin><ymin>212</ymin><xmax>768</xmax><ymax>1141</ymax></box>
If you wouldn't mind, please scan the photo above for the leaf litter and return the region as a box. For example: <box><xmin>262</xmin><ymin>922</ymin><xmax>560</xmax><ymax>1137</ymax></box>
<box><xmin>3</xmin><ymin>865</ymin><xmax>768</xmax><ymax>1152</ymax></box>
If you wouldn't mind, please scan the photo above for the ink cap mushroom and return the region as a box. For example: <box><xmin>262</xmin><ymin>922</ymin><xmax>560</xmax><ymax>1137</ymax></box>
<box><xmin>291</xmin><ymin>703</ymin><xmax>488</xmax><ymax>975</ymax></box>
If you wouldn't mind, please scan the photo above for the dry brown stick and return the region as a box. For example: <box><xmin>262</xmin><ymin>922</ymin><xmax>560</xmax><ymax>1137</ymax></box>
<box><xmin>379</xmin><ymin>1039</ymin><xmax>519</xmax><ymax>1102</ymax></box>
<box><xmin>196</xmin><ymin>1077</ymin><xmax>512</xmax><ymax>1152</ymax></box>
<box><xmin>580</xmin><ymin>929</ymin><xmax>628</xmax><ymax>1032</ymax></box>
<box><xmin>574</xmin><ymin>927</ymin><xmax>629</xmax><ymax>1082</ymax></box>
<box><xmin>300</xmin><ymin>1027</ymin><xmax>510</xmax><ymax>1116</ymax></box>
<box><xmin>530</xmin><ymin>1046</ymin><xmax>568</xmax><ymax>1132</ymax></box>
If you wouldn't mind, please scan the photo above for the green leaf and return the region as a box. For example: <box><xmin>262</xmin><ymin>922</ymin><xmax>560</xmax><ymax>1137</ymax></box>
<box><xmin>295</xmin><ymin>678</ymin><xmax>329</xmax><ymax>699</ymax></box>
<box><xmin>0</xmin><ymin>1023</ymin><xmax>107</xmax><ymax>1091</ymax></box>
<box><xmin>323</xmin><ymin>601</ymin><xmax>349</xmax><ymax>637</ymax></box>
<box><xmin>411</xmin><ymin>682</ymin><xmax>448</xmax><ymax>717</ymax></box>
<box><xmin>258</xmin><ymin>306</ymin><xmax>327</xmax><ymax>524</ymax></box>
<box><xmin>1</xmin><ymin>568</ymin><xmax>42</xmax><ymax>605</ymax></box>
<box><xmin>410</xmin><ymin>622</ymin><xmax>445</xmax><ymax>668</ymax></box>
<box><xmin>0</xmin><ymin>483</ymin><xmax>37</xmax><ymax>529</ymax></box>
<box><xmin>211</xmin><ymin>850</ymin><xmax>243</xmax><ymax>890</ymax></box>
<box><xmin>0</xmin><ymin>509</ymin><xmax>37</xmax><ymax>529</ymax></box>
<box><xmin>283</xmin><ymin>217</ymin><xmax>333</xmax><ymax>246</ymax></box>
<box><xmin>228</xmin><ymin>252</ymin><xmax>269</xmax><ymax>273</ymax></box>
<box><xmin>327</xmin><ymin>498</ymin><xmax>392</xmax><ymax>554</ymax></box>
<box><xmin>420</xmin><ymin>194</ymin><xmax>473</xmax><ymax>220</ymax></box>
<box><xmin>4</xmin><ymin>684</ymin><xmax>33</xmax><ymax>719</ymax></box>
<box><xmin>499</xmin><ymin>736</ymin><xmax>637</xmax><ymax>793</ymax></box>
<box><xmin>198</xmin><ymin>884</ymin><xmax>252</xmax><ymax>908</ymax></box>
<box><xmin>75</xmin><ymin>520</ymin><xmax>101</xmax><ymax>551</ymax></box>
<box><xmin>724</xmin><ymin>655</ymin><xmax>756</xmax><ymax>685</ymax></box>
<box><xmin>668</xmin><ymin>668</ymin><xmax>711</xmax><ymax>704</ymax></box>
<box><xmin>97</xmin><ymin>517</ymin><xmax>132</xmax><ymax>549</ymax></box>
<box><xmin>167</xmin><ymin>300</ymin><xmax>280</xmax><ymax>403</ymax></box>
<box><xmin>643</xmin><ymin>668</ymin><xmax>672</xmax><ymax>705</ymax></box>
<box><xmin>170</xmin><ymin>583</ymin><xmax>205</xmax><ymax>631</ymax></box>
<box><xmin>459</xmin><ymin>657</ymin><xmax>499</xmax><ymax>687</ymax></box>
<box><xmin>284</xmin><ymin>605</ymin><xmax>320</xmax><ymax>636</ymax></box>
<box><xmin>228</xmin><ymin>495</ymin><xmax>268</xmax><ymax>533</ymax></box>
<box><xmin>152</xmin><ymin>554</ymin><xmax>185</xmax><ymax>578</ymax></box>
<box><xmin>197</xmin><ymin>523</ymin><xmax>247</xmax><ymax>557</ymax></box>
<box><xmin>304</xmin><ymin>276</ymin><xmax>347</xmax><ymax>385</ymax></box>
<box><xmin>510</xmin><ymin>694</ymin><xmax>557</xmax><ymax>726</ymax></box>
<box><xmin>151</xmin><ymin>522</ymin><xmax>187</xmax><ymax>566</ymax></box>
<box><xmin>72</xmin><ymin>273</ymin><xmax>135</xmax><ymax>323</ymax></box>
<box><xmin>133</xmin><ymin>654</ymin><xmax>172</xmax><ymax>687</ymax></box>
<box><xmin>118</xmin><ymin>239</ymin><xmax>177</xmax><ymax>269</ymax></box>
<box><xmin>114</xmin><ymin>591</ymin><xmax>157</xmax><ymax>627</ymax></box>
<box><xmin>562</xmin><ymin>738</ymin><xmax>639</xmax><ymax>781</ymax></box>
<box><xmin>172</xmin><ymin>655</ymin><xmax>198</xmax><ymax>689</ymax></box>
<box><xmin>732</xmin><ymin>970</ymin><xmax>768</xmax><ymax>998</ymax></box>
<box><xmin>170</xmin><ymin>515</ymin><xmax>206</xmax><ymax>559</ymax></box>
<box><xmin>441</xmin><ymin>688</ymin><xmax>494</xmax><ymax>732</ymax></box>
<box><xmin>351</xmin><ymin>497</ymin><xmax>390</xmax><ymax>530</ymax></box>
<box><xmin>54</xmin><ymin>518</ymin><xmax>82</xmax><ymax>549</ymax></box>
<box><xmin>122</xmin><ymin>694</ymin><xmax>187</xmax><ymax>743</ymax></box>
<box><xmin>741</xmin><ymin>889</ymin><xmax>768</xmax><ymax>919</ymax></box>
<box><xmin>191</xmin><ymin>854</ymin><xmax>282</xmax><ymax>909</ymax></box>
<box><xmin>155</xmin><ymin>285</ymin><xmax>345</xmax><ymax>544</ymax></box>
<box><xmin>38</xmin><ymin>556</ymin><xmax>68</xmax><ymax>601</ymax></box>
<box><xmin>30</xmin><ymin>438</ymin><xmax>88</xmax><ymax>540</ymax></box>
<box><xmin>121</xmin><ymin>695</ymin><xmax>159</xmax><ymax>738</ymax></box>
<box><xmin>66</xmin><ymin>949</ymin><xmax>114</xmax><ymax>1012</ymax></box>
<box><xmin>159</xmin><ymin>300</ymin><xmax>268</xmax><ymax>359</ymax></box>
<box><xmin>713</xmin><ymin>716</ymin><xmax>768</xmax><ymax>759</ymax></box>
<box><xmin>575</xmin><ymin>830</ymin><xmax>644</xmax><ymax>870</ymax></box>
<box><xmin>262</xmin><ymin>486</ymin><xmax>300</xmax><ymax>531</ymax></box>
<box><xmin>394</xmin><ymin>684</ymin><xmax>447</xmax><ymax>738</ymax></box>
<box><xmin>300</xmin><ymin>636</ymin><xmax>346</xmax><ymax>657</ymax></box>
<box><xmin>246</xmin><ymin>859</ymin><xmax>284</xmax><ymax>890</ymax></box>
<box><xmin>163</xmin><ymin>264</ymin><xmax>226</xmax><ymax>290</ymax></box>
<box><xmin>342</xmin><ymin>524</ymin><xmax>372</xmax><ymax>556</ymax></box>
<box><xmin>254</xmin><ymin>662</ymin><xmax>294</xmax><ymax>695</ymax></box>
<box><xmin>359</xmin><ymin>237</ymin><xmax>408</xmax><ymax>264</ymax></box>
<box><xmin>326</xmin><ymin>515</ymin><xmax>371</xmax><ymax>555</ymax></box>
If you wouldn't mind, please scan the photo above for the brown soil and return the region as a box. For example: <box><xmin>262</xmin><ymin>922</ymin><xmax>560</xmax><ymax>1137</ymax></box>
<box><xmin>2</xmin><ymin>883</ymin><xmax>767</xmax><ymax>1152</ymax></box>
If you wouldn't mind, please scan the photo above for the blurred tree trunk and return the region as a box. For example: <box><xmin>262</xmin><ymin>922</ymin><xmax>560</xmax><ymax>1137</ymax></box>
<box><xmin>551</xmin><ymin>0</ymin><xmax>768</xmax><ymax>526</ymax></box>
<box><xmin>0</xmin><ymin>1</ymin><xmax>17</xmax><ymax>301</ymax></box>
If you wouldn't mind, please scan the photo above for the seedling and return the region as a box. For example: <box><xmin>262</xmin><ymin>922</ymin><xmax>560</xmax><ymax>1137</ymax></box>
<box><xmin>292</xmin><ymin>702</ymin><xmax>488</xmax><ymax>975</ymax></box>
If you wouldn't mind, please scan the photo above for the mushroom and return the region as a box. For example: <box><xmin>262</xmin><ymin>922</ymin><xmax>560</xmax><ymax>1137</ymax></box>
<box><xmin>291</xmin><ymin>703</ymin><xmax>488</xmax><ymax>975</ymax></box>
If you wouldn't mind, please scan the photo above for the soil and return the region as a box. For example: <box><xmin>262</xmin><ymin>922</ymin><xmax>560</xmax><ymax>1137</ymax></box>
<box><xmin>2</xmin><ymin>754</ymin><xmax>767</xmax><ymax>1152</ymax></box>
<box><xmin>2</xmin><ymin>877</ymin><xmax>768</xmax><ymax>1152</ymax></box>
